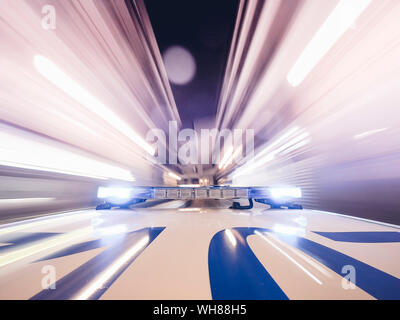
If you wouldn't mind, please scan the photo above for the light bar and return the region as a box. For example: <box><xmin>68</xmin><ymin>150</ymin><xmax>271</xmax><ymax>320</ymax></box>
<box><xmin>97</xmin><ymin>187</ymin><xmax>153</xmax><ymax>199</ymax></box>
<box><xmin>269</xmin><ymin>187</ymin><xmax>302</xmax><ymax>199</ymax></box>
<box><xmin>97</xmin><ymin>187</ymin><xmax>132</xmax><ymax>199</ymax></box>
<box><xmin>97</xmin><ymin>186</ymin><xmax>301</xmax><ymax>201</ymax></box>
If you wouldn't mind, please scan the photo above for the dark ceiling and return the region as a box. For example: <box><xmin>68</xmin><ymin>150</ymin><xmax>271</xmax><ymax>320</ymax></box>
<box><xmin>143</xmin><ymin>0</ymin><xmax>239</xmax><ymax>128</ymax></box>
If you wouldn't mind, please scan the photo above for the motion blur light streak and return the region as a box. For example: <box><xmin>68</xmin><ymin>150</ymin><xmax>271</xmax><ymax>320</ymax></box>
<box><xmin>280</xmin><ymin>138</ymin><xmax>311</xmax><ymax>156</ymax></box>
<box><xmin>168</xmin><ymin>172</ymin><xmax>182</xmax><ymax>181</ymax></box>
<box><xmin>269</xmin><ymin>235</ymin><xmax>333</xmax><ymax>278</ymax></box>
<box><xmin>0</xmin><ymin>127</ymin><xmax>135</xmax><ymax>181</ymax></box>
<box><xmin>0</xmin><ymin>197</ymin><xmax>57</xmax><ymax>213</ymax></box>
<box><xmin>0</xmin><ymin>210</ymin><xmax>97</xmax><ymax>237</ymax></box>
<box><xmin>0</xmin><ymin>226</ymin><xmax>93</xmax><ymax>268</ymax></box>
<box><xmin>49</xmin><ymin>109</ymin><xmax>100</xmax><ymax>137</ymax></box>
<box><xmin>213</xmin><ymin>0</ymin><xmax>400</xmax><ymax>223</ymax></box>
<box><xmin>0</xmin><ymin>198</ymin><xmax>55</xmax><ymax>205</ymax></box>
<box><xmin>34</xmin><ymin>55</ymin><xmax>155</xmax><ymax>156</ymax></box>
<box><xmin>354</xmin><ymin>128</ymin><xmax>388</xmax><ymax>140</ymax></box>
<box><xmin>232</xmin><ymin>129</ymin><xmax>309</xmax><ymax>177</ymax></box>
<box><xmin>219</xmin><ymin>146</ymin><xmax>243</xmax><ymax>171</ymax></box>
<box><xmin>218</xmin><ymin>145</ymin><xmax>234</xmax><ymax>170</ymax></box>
<box><xmin>255</xmin><ymin>231</ymin><xmax>322</xmax><ymax>285</ymax></box>
<box><xmin>287</xmin><ymin>0</ymin><xmax>373</xmax><ymax>86</ymax></box>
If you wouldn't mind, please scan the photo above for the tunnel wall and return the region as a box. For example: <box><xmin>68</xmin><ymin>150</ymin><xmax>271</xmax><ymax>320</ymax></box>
<box><xmin>0</xmin><ymin>173</ymin><xmax>99</xmax><ymax>222</ymax></box>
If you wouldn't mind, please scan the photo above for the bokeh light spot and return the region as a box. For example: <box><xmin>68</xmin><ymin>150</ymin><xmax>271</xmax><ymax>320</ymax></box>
<box><xmin>163</xmin><ymin>46</ymin><xmax>196</xmax><ymax>85</ymax></box>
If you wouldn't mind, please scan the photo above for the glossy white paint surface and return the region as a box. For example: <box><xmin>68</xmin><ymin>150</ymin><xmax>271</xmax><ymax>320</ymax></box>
<box><xmin>0</xmin><ymin>201</ymin><xmax>398</xmax><ymax>300</ymax></box>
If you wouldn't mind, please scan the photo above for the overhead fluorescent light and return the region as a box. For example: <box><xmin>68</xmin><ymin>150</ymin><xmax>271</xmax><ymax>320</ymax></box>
<box><xmin>34</xmin><ymin>55</ymin><xmax>155</xmax><ymax>155</ymax></box>
<box><xmin>287</xmin><ymin>0</ymin><xmax>372</xmax><ymax>87</ymax></box>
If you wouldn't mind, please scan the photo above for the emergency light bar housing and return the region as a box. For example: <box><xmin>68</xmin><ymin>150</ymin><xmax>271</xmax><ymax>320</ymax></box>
<box><xmin>96</xmin><ymin>186</ymin><xmax>303</xmax><ymax>210</ymax></box>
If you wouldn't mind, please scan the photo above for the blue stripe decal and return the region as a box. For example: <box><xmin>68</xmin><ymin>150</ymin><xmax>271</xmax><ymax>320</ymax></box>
<box><xmin>31</xmin><ymin>227</ymin><xmax>165</xmax><ymax>300</ymax></box>
<box><xmin>0</xmin><ymin>232</ymin><xmax>60</xmax><ymax>253</ymax></box>
<box><xmin>313</xmin><ymin>231</ymin><xmax>400</xmax><ymax>243</ymax></box>
<box><xmin>208</xmin><ymin>228</ymin><xmax>288</xmax><ymax>300</ymax></box>
<box><xmin>36</xmin><ymin>232</ymin><xmax>133</xmax><ymax>262</ymax></box>
<box><xmin>209</xmin><ymin>227</ymin><xmax>400</xmax><ymax>300</ymax></box>
<box><xmin>272</xmin><ymin>231</ymin><xmax>400</xmax><ymax>300</ymax></box>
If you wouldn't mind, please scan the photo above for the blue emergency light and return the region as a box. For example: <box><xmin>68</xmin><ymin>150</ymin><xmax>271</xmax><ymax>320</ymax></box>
<box><xmin>96</xmin><ymin>186</ymin><xmax>303</xmax><ymax>210</ymax></box>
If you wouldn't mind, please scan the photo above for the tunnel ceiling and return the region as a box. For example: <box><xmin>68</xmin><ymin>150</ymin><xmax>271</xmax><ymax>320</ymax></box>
<box><xmin>143</xmin><ymin>0</ymin><xmax>239</xmax><ymax>129</ymax></box>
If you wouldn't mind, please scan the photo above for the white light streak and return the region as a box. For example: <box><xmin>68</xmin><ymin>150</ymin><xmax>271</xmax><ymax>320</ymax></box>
<box><xmin>168</xmin><ymin>171</ymin><xmax>182</xmax><ymax>180</ymax></box>
<box><xmin>0</xmin><ymin>131</ymin><xmax>135</xmax><ymax>181</ymax></box>
<box><xmin>50</xmin><ymin>110</ymin><xmax>99</xmax><ymax>137</ymax></box>
<box><xmin>218</xmin><ymin>146</ymin><xmax>234</xmax><ymax>169</ymax></box>
<box><xmin>0</xmin><ymin>227</ymin><xmax>93</xmax><ymax>268</ymax></box>
<box><xmin>0</xmin><ymin>211</ymin><xmax>97</xmax><ymax>237</ymax></box>
<box><xmin>225</xmin><ymin>229</ymin><xmax>237</xmax><ymax>247</ymax></box>
<box><xmin>233</xmin><ymin>128</ymin><xmax>309</xmax><ymax>177</ymax></box>
<box><xmin>219</xmin><ymin>146</ymin><xmax>243</xmax><ymax>170</ymax></box>
<box><xmin>34</xmin><ymin>55</ymin><xmax>155</xmax><ymax>155</ymax></box>
<box><xmin>287</xmin><ymin>0</ymin><xmax>372</xmax><ymax>86</ymax></box>
<box><xmin>270</xmin><ymin>235</ymin><xmax>333</xmax><ymax>278</ymax></box>
<box><xmin>0</xmin><ymin>197</ymin><xmax>55</xmax><ymax>205</ymax></box>
<box><xmin>255</xmin><ymin>231</ymin><xmax>322</xmax><ymax>285</ymax></box>
<box><xmin>354</xmin><ymin>128</ymin><xmax>388</xmax><ymax>140</ymax></box>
